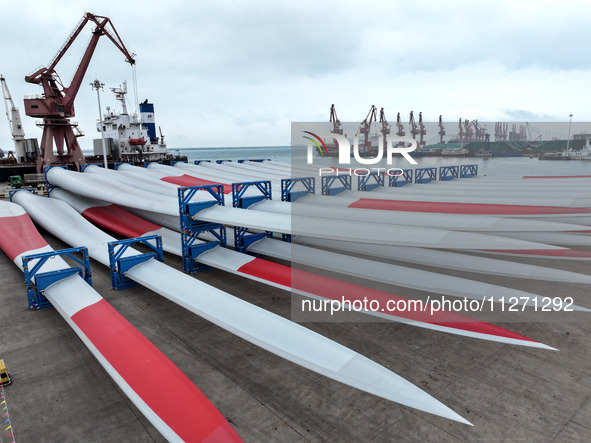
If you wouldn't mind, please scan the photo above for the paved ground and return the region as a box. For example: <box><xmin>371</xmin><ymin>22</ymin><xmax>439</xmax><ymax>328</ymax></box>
<box><xmin>1</xmin><ymin>223</ymin><xmax>591</xmax><ymax>442</ymax></box>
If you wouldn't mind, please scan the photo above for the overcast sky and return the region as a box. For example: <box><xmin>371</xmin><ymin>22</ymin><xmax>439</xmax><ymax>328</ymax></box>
<box><xmin>2</xmin><ymin>0</ymin><xmax>591</xmax><ymax>150</ymax></box>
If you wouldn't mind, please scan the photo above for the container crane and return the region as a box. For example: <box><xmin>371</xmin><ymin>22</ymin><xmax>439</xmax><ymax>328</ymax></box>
<box><xmin>24</xmin><ymin>12</ymin><xmax>136</xmax><ymax>172</ymax></box>
<box><xmin>1</xmin><ymin>75</ymin><xmax>27</xmax><ymax>162</ymax></box>
<box><xmin>359</xmin><ymin>105</ymin><xmax>377</xmax><ymax>154</ymax></box>
<box><xmin>495</xmin><ymin>122</ymin><xmax>508</xmax><ymax>141</ymax></box>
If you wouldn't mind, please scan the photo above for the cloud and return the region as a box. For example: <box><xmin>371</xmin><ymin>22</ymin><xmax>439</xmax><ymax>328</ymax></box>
<box><xmin>1</xmin><ymin>0</ymin><xmax>591</xmax><ymax>151</ymax></box>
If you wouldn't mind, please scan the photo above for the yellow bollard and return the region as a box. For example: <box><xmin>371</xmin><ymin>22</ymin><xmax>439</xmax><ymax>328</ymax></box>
<box><xmin>0</xmin><ymin>359</ymin><xmax>11</xmax><ymax>386</ymax></box>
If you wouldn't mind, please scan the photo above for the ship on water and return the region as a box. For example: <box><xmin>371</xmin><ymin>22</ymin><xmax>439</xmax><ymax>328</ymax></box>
<box><xmin>94</xmin><ymin>81</ymin><xmax>167</xmax><ymax>163</ymax></box>
<box><xmin>538</xmin><ymin>138</ymin><xmax>591</xmax><ymax>160</ymax></box>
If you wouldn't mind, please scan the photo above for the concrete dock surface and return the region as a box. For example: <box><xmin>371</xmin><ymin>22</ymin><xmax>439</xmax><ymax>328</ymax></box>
<box><xmin>1</xmin><ymin>231</ymin><xmax>591</xmax><ymax>442</ymax></box>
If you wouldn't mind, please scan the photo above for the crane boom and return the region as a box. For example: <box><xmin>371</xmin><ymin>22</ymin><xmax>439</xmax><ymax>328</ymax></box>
<box><xmin>1</xmin><ymin>75</ymin><xmax>27</xmax><ymax>161</ymax></box>
<box><xmin>24</xmin><ymin>12</ymin><xmax>136</xmax><ymax>172</ymax></box>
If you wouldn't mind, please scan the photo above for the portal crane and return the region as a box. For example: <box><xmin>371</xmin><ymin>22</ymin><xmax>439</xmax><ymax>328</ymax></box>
<box><xmin>359</xmin><ymin>105</ymin><xmax>377</xmax><ymax>153</ymax></box>
<box><xmin>329</xmin><ymin>104</ymin><xmax>343</xmax><ymax>135</ymax></box>
<box><xmin>1</xmin><ymin>75</ymin><xmax>26</xmax><ymax>162</ymax></box>
<box><xmin>396</xmin><ymin>112</ymin><xmax>405</xmax><ymax>137</ymax></box>
<box><xmin>379</xmin><ymin>107</ymin><xmax>390</xmax><ymax>142</ymax></box>
<box><xmin>476</xmin><ymin>121</ymin><xmax>488</xmax><ymax>142</ymax></box>
<box><xmin>463</xmin><ymin>118</ymin><xmax>473</xmax><ymax>143</ymax></box>
<box><xmin>409</xmin><ymin>111</ymin><xmax>419</xmax><ymax>140</ymax></box>
<box><xmin>473</xmin><ymin>120</ymin><xmax>486</xmax><ymax>142</ymax></box>
<box><xmin>24</xmin><ymin>12</ymin><xmax>136</xmax><ymax>172</ymax></box>
<box><xmin>495</xmin><ymin>122</ymin><xmax>508</xmax><ymax>141</ymax></box>
<box><xmin>418</xmin><ymin>112</ymin><xmax>426</xmax><ymax>148</ymax></box>
<box><xmin>438</xmin><ymin>115</ymin><xmax>445</xmax><ymax>144</ymax></box>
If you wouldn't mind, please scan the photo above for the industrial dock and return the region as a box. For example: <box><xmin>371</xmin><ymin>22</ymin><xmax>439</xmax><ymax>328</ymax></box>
<box><xmin>2</xmin><ymin>159</ymin><xmax>591</xmax><ymax>442</ymax></box>
<box><xmin>2</xmin><ymin>6</ymin><xmax>591</xmax><ymax>443</ymax></box>
<box><xmin>2</xmin><ymin>218</ymin><xmax>591</xmax><ymax>441</ymax></box>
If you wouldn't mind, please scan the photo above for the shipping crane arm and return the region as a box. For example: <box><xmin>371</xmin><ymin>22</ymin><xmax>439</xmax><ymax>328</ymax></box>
<box><xmin>23</xmin><ymin>12</ymin><xmax>135</xmax><ymax>172</ymax></box>
<box><xmin>418</xmin><ymin>112</ymin><xmax>426</xmax><ymax>147</ymax></box>
<box><xmin>329</xmin><ymin>104</ymin><xmax>343</xmax><ymax>135</ymax></box>
<box><xmin>25</xmin><ymin>13</ymin><xmax>135</xmax><ymax>113</ymax></box>
<box><xmin>409</xmin><ymin>111</ymin><xmax>419</xmax><ymax>139</ymax></box>
<box><xmin>396</xmin><ymin>112</ymin><xmax>405</xmax><ymax>137</ymax></box>
<box><xmin>1</xmin><ymin>75</ymin><xmax>28</xmax><ymax>161</ymax></box>
<box><xmin>0</xmin><ymin>75</ymin><xmax>24</xmax><ymax>139</ymax></box>
<box><xmin>359</xmin><ymin>105</ymin><xmax>377</xmax><ymax>150</ymax></box>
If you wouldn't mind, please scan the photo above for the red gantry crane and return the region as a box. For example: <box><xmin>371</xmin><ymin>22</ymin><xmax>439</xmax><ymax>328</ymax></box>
<box><xmin>495</xmin><ymin>122</ymin><xmax>508</xmax><ymax>141</ymax></box>
<box><xmin>24</xmin><ymin>12</ymin><xmax>136</xmax><ymax>172</ymax></box>
<box><xmin>463</xmin><ymin>118</ymin><xmax>474</xmax><ymax>143</ymax></box>
<box><xmin>396</xmin><ymin>112</ymin><xmax>405</xmax><ymax>137</ymax></box>
<box><xmin>359</xmin><ymin>105</ymin><xmax>377</xmax><ymax>154</ymax></box>
<box><xmin>320</xmin><ymin>104</ymin><xmax>344</xmax><ymax>156</ymax></box>
<box><xmin>329</xmin><ymin>104</ymin><xmax>343</xmax><ymax>135</ymax></box>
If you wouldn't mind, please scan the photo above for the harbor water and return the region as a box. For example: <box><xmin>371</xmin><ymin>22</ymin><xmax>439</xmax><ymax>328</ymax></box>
<box><xmin>174</xmin><ymin>145</ymin><xmax>591</xmax><ymax>176</ymax></box>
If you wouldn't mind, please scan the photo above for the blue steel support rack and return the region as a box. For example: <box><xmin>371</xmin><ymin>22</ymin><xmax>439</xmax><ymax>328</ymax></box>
<box><xmin>80</xmin><ymin>163</ymin><xmax>103</xmax><ymax>172</ymax></box>
<box><xmin>216</xmin><ymin>159</ymin><xmax>232</xmax><ymax>164</ymax></box>
<box><xmin>108</xmin><ymin>235</ymin><xmax>164</xmax><ymax>290</ymax></box>
<box><xmin>281</xmin><ymin>177</ymin><xmax>315</xmax><ymax>202</ymax></box>
<box><xmin>114</xmin><ymin>162</ymin><xmax>135</xmax><ymax>170</ymax></box>
<box><xmin>170</xmin><ymin>160</ymin><xmax>188</xmax><ymax>166</ymax></box>
<box><xmin>232</xmin><ymin>181</ymin><xmax>272</xmax><ymax>208</ymax></box>
<box><xmin>9</xmin><ymin>188</ymin><xmax>36</xmax><ymax>201</ymax></box>
<box><xmin>321</xmin><ymin>175</ymin><xmax>351</xmax><ymax>195</ymax></box>
<box><xmin>389</xmin><ymin>169</ymin><xmax>413</xmax><ymax>187</ymax></box>
<box><xmin>439</xmin><ymin>166</ymin><xmax>459</xmax><ymax>181</ymax></box>
<box><xmin>237</xmin><ymin>159</ymin><xmax>271</xmax><ymax>163</ymax></box>
<box><xmin>178</xmin><ymin>185</ymin><xmax>227</xmax><ymax>273</ymax></box>
<box><xmin>414</xmin><ymin>167</ymin><xmax>437</xmax><ymax>184</ymax></box>
<box><xmin>22</xmin><ymin>246</ymin><xmax>92</xmax><ymax>310</ymax></box>
<box><xmin>357</xmin><ymin>172</ymin><xmax>384</xmax><ymax>191</ymax></box>
<box><xmin>460</xmin><ymin>164</ymin><xmax>478</xmax><ymax>178</ymax></box>
<box><xmin>43</xmin><ymin>165</ymin><xmax>67</xmax><ymax>196</ymax></box>
<box><xmin>231</xmin><ymin>181</ymin><xmax>274</xmax><ymax>252</ymax></box>
<box><xmin>143</xmin><ymin>161</ymin><xmax>163</xmax><ymax>168</ymax></box>
<box><xmin>194</xmin><ymin>160</ymin><xmax>211</xmax><ymax>165</ymax></box>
